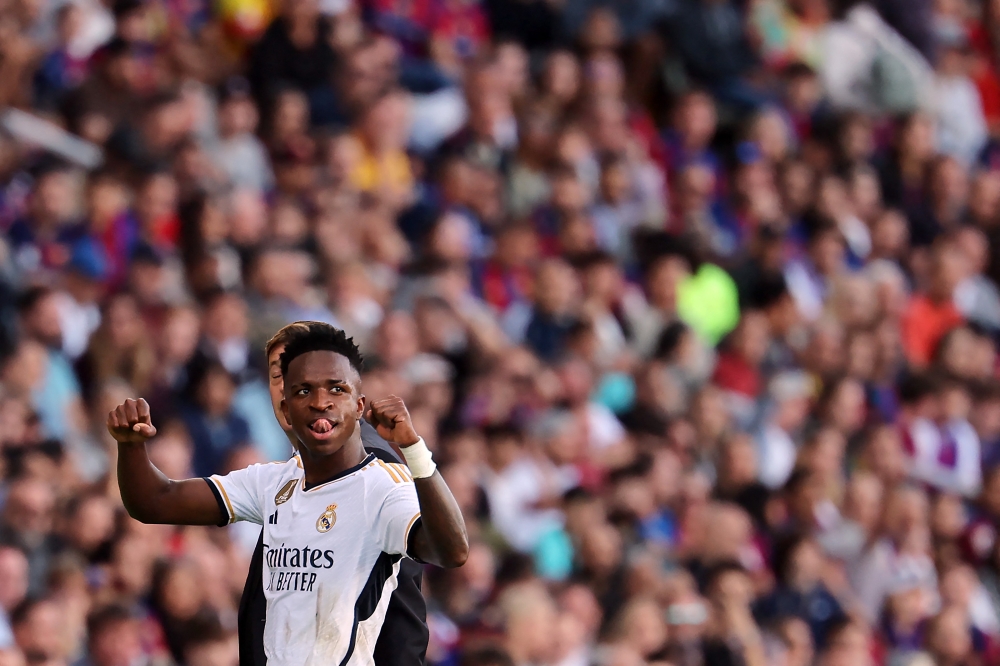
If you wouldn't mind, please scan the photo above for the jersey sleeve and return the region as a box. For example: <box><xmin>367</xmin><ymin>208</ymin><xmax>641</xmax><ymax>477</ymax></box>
<box><xmin>205</xmin><ymin>464</ymin><xmax>267</xmax><ymax>525</ymax></box>
<box><xmin>375</xmin><ymin>482</ymin><xmax>422</xmax><ymax>557</ymax></box>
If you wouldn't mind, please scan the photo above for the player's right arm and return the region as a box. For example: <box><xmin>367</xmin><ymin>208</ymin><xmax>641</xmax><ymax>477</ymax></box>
<box><xmin>108</xmin><ymin>398</ymin><xmax>225</xmax><ymax>526</ymax></box>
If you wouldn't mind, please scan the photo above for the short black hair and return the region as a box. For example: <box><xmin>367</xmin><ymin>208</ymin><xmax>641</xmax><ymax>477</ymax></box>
<box><xmin>701</xmin><ymin>560</ymin><xmax>749</xmax><ymax>595</ymax></box>
<box><xmin>279</xmin><ymin>322</ymin><xmax>364</xmax><ymax>377</ymax></box>
<box><xmin>86</xmin><ymin>603</ymin><xmax>136</xmax><ymax>639</ymax></box>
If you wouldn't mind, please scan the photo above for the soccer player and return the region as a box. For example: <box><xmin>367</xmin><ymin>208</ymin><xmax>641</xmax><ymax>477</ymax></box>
<box><xmin>240</xmin><ymin>322</ymin><xmax>428</xmax><ymax>666</ymax></box>
<box><xmin>108</xmin><ymin>323</ymin><xmax>468</xmax><ymax>665</ymax></box>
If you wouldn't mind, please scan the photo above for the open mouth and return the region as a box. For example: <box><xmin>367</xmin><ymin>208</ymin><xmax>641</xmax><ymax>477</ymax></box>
<box><xmin>307</xmin><ymin>418</ymin><xmax>338</xmax><ymax>439</ymax></box>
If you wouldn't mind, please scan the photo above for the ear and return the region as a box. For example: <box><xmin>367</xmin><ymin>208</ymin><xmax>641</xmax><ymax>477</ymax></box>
<box><xmin>280</xmin><ymin>398</ymin><xmax>290</xmax><ymax>423</ymax></box>
<box><xmin>355</xmin><ymin>393</ymin><xmax>366</xmax><ymax>420</ymax></box>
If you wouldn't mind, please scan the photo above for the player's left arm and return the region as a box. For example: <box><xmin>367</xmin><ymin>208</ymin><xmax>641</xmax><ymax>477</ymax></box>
<box><xmin>367</xmin><ymin>396</ymin><xmax>469</xmax><ymax>568</ymax></box>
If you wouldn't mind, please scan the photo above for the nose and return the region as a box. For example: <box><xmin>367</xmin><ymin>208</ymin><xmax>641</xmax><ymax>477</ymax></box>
<box><xmin>309</xmin><ymin>390</ymin><xmax>334</xmax><ymax>412</ymax></box>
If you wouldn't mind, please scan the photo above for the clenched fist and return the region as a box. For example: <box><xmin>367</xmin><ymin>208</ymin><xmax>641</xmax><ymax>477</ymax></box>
<box><xmin>107</xmin><ymin>398</ymin><xmax>158</xmax><ymax>444</ymax></box>
<box><xmin>365</xmin><ymin>396</ymin><xmax>420</xmax><ymax>447</ymax></box>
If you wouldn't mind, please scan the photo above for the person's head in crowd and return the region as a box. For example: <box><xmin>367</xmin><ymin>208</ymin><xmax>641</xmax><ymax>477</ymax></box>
<box><xmin>895</xmin><ymin>111</ymin><xmax>936</xmax><ymax>172</ymax></box>
<box><xmin>217</xmin><ymin>77</ymin><xmax>258</xmax><ymax>140</ymax></box>
<box><xmin>805</xmin><ymin>218</ymin><xmax>847</xmax><ymax>278</ymax></box>
<box><xmin>127</xmin><ymin>243</ymin><xmax>168</xmax><ymax>309</ymax></box>
<box><xmin>815</xmin><ymin>374</ymin><xmax>866</xmax><ymax>437</ymax></box>
<box><xmin>968</xmin><ymin>168</ymin><xmax>1000</xmax><ymax>228</ymax></box>
<box><xmin>133</xmin><ymin>168</ymin><xmax>178</xmax><ymax>236</ymax></box>
<box><xmin>837</xmin><ymin>111</ymin><xmax>875</xmax><ymax>167</ymax></box>
<box><xmin>16</xmin><ymin>287</ymin><xmax>63</xmax><ymax>352</ymax></box>
<box><xmin>138</xmin><ymin>91</ymin><xmax>191</xmax><ymax>159</ymax></box>
<box><xmin>606</xmin><ymin>596</ymin><xmax>668</xmax><ymax>659</ymax></box>
<box><xmin>927</xmin><ymin>156</ymin><xmax>969</xmax><ymax>228</ymax></box>
<box><xmin>61</xmin><ymin>494</ymin><xmax>114</xmax><ymax>558</ymax></box>
<box><xmin>183</xmin><ymin>621</ymin><xmax>239</xmax><ymax>666</ymax></box>
<box><xmin>188</xmin><ymin>359</ymin><xmax>238</xmax><ymax>418</ymax></box>
<box><xmin>842</xmin><ymin>470</ymin><xmax>884</xmax><ymax>535</ymax></box>
<box><xmin>971</xmin><ymin>379</ymin><xmax>1000</xmax><ymax>448</ymax></box>
<box><xmin>3</xmin><ymin>477</ymin><xmax>55</xmax><ymax>546</ymax></box>
<box><xmin>496</xmin><ymin>583</ymin><xmax>558</xmax><ymax>666</ymax></box>
<box><xmin>12</xmin><ymin>596</ymin><xmax>71</xmax><ymax>665</ymax></box>
<box><xmin>0</xmin><ymin>548</ymin><xmax>29</xmax><ymax>615</ymax></box>
<box><xmin>267</xmin><ymin>87</ymin><xmax>310</xmax><ymax>149</ymax></box>
<box><xmin>151</xmin><ymin>558</ymin><xmax>207</xmax><ymax>625</ymax></box>
<box><xmin>749</xmin><ymin>107</ymin><xmax>793</xmax><ymax>165</ymax></box>
<box><xmin>84</xmin><ymin>604</ymin><xmax>143</xmax><ymax>666</ymax></box>
<box><xmin>926</xmin><ymin>236</ymin><xmax>966</xmax><ymax>302</ymax></box>
<box><xmin>923</xmin><ymin>606</ymin><xmax>973</xmax><ymax>666</ymax></box>
<box><xmin>541</xmin><ymin>50</ymin><xmax>581</xmax><ymax>109</ymax></box>
<box><xmin>819</xmin><ymin>619</ymin><xmax>875</xmax><ymax>666</ymax></box>
<box><xmin>869</xmin><ymin>209</ymin><xmax>911</xmax><ymax>262</ymax></box>
<box><xmin>715</xmin><ymin>433</ymin><xmax>760</xmax><ymax>494</ymax></box>
<box><xmin>672</xmin><ymin>90</ymin><xmax>717</xmax><ymax>152</ymax></box>
<box><xmin>782</xmin><ymin>61</ymin><xmax>822</xmax><ymax>118</ymax></box>
<box><xmin>883</xmin><ymin>483</ymin><xmax>931</xmax><ymax>546</ymax></box>
<box><xmin>27</xmin><ymin>162</ymin><xmax>76</xmax><ymax>230</ymax></box>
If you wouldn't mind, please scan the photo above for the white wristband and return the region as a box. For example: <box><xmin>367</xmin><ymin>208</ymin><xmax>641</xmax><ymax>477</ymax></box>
<box><xmin>400</xmin><ymin>438</ymin><xmax>437</xmax><ymax>479</ymax></box>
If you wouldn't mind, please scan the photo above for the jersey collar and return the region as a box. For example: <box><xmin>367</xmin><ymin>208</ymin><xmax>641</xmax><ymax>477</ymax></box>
<box><xmin>302</xmin><ymin>453</ymin><xmax>376</xmax><ymax>491</ymax></box>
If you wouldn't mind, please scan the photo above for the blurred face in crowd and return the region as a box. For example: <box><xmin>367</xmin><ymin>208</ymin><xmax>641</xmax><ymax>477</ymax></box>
<box><xmin>31</xmin><ymin>170</ymin><xmax>76</xmax><ymax>228</ymax></box>
<box><xmin>159</xmin><ymin>306</ymin><xmax>200</xmax><ymax>366</ymax></box>
<box><xmin>645</xmin><ymin>256</ymin><xmax>689</xmax><ymax>312</ymax></box>
<box><xmin>969</xmin><ymin>170</ymin><xmax>1000</xmax><ymax>226</ymax></box>
<box><xmin>21</xmin><ymin>291</ymin><xmax>63</xmax><ymax>351</ymax></box>
<box><xmin>839</xmin><ymin>114</ymin><xmax>874</xmax><ymax>165</ymax></box>
<box><xmin>0</xmin><ymin>549</ymin><xmax>28</xmax><ymax>614</ymax></box>
<box><xmin>88</xmin><ymin>617</ymin><xmax>142</xmax><ymax>666</ymax></box>
<box><xmin>898</xmin><ymin>112</ymin><xmax>935</xmax><ymax>164</ymax></box>
<box><xmin>926</xmin><ymin>607</ymin><xmax>972</xmax><ymax>665</ymax></box>
<box><xmin>136</xmin><ymin>173</ymin><xmax>178</xmax><ymax>227</ymax></box>
<box><xmin>843</xmin><ymin>472</ymin><xmax>883</xmax><ymax>533</ymax></box>
<box><xmin>751</xmin><ymin>109</ymin><xmax>791</xmax><ymax>164</ymax></box>
<box><xmin>809</xmin><ymin>228</ymin><xmax>846</xmax><ymax>276</ymax></box>
<box><xmin>5</xmin><ymin>478</ymin><xmax>55</xmax><ymax>543</ymax></box>
<box><xmin>500</xmin><ymin>584</ymin><xmax>559</xmax><ymax>665</ymax></box>
<box><xmin>15</xmin><ymin>598</ymin><xmax>77</xmax><ymax>664</ymax></box>
<box><xmin>218</xmin><ymin>95</ymin><xmax>258</xmax><ymax>138</ymax></box>
<box><xmin>543</xmin><ymin>50</ymin><xmax>581</xmax><ymax>105</ymax></box>
<box><xmin>674</xmin><ymin>92</ymin><xmax>717</xmax><ymax>151</ymax></box>
<box><xmin>870</xmin><ymin>209</ymin><xmax>910</xmax><ymax>260</ymax></box>
<box><xmin>929</xmin><ymin>157</ymin><xmax>969</xmax><ymax>212</ymax></box>
<box><xmin>884</xmin><ymin>486</ymin><xmax>929</xmax><ymax>544</ymax></box>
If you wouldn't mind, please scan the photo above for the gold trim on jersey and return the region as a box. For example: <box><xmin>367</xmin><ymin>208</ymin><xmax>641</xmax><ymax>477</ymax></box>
<box><xmin>377</xmin><ymin>459</ymin><xmax>402</xmax><ymax>483</ymax></box>
<box><xmin>210</xmin><ymin>476</ymin><xmax>235</xmax><ymax>524</ymax></box>
<box><xmin>404</xmin><ymin>512</ymin><xmax>421</xmax><ymax>545</ymax></box>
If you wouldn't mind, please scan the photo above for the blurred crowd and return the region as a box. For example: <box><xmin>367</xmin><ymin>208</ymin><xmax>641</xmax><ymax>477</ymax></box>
<box><xmin>5</xmin><ymin>0</ymin><xmax>1000</xmax><ymax>665</ymax></box>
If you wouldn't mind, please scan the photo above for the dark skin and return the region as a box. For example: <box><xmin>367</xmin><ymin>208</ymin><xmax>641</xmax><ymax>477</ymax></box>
<box><xmin>109</xmin><ymin>349</ymin><xmax>469</xmax><ymax>568</ymax></box>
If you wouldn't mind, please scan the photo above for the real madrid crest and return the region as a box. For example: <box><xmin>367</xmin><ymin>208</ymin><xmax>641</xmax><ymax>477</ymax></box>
<box><xmin>316</xmin><ymin>504</ymin><xmax>337</xmax><ymax>533</ymax></box>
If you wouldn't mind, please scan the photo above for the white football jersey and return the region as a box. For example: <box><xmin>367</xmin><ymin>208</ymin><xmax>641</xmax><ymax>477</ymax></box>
<box><xmin>206</xmin><ymin>452</ymin><xmax>422</xmax><ymax>666</ymax></box>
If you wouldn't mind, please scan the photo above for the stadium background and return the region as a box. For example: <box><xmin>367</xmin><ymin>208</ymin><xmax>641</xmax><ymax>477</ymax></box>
<box><xmin>2</xmin><ymin>0</ymin><xmax>1000</xmax><ymax>665</ymax></box>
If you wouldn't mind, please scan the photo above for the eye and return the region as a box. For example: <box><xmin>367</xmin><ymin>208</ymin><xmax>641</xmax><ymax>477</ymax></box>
<box><xmin>331</xmin><ymin>386</ymin><xmax>344</xmax><ymax>394</ymax></box>
<box><xmin>296</xmin><ymin>388</ymin><xmax>309</xmax><ymax>396</ymax></box>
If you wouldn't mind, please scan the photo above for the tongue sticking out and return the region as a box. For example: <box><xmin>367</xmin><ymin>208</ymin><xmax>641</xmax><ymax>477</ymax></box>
<box><xmin>311</xmin><ymin>419</ymin><xmax>333</xmax><ymax>434</ymax></box>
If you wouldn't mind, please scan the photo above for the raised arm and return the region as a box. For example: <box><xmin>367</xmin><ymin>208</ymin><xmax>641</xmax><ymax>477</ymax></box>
<box><xmin>109</xmin><ymin>398</ymin><xmax>226</xmax><ymax>526</ymax></box>
<box><xmin>367</xmin><ymin>397</ymin><xmax>469</xmax><ymax>568</ymax></box>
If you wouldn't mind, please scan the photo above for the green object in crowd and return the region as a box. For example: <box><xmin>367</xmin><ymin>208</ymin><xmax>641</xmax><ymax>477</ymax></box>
<box><xmin>677</xmin><ymin>263</ymin><xmax>740</xmax><ymax>345</ymax></box>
